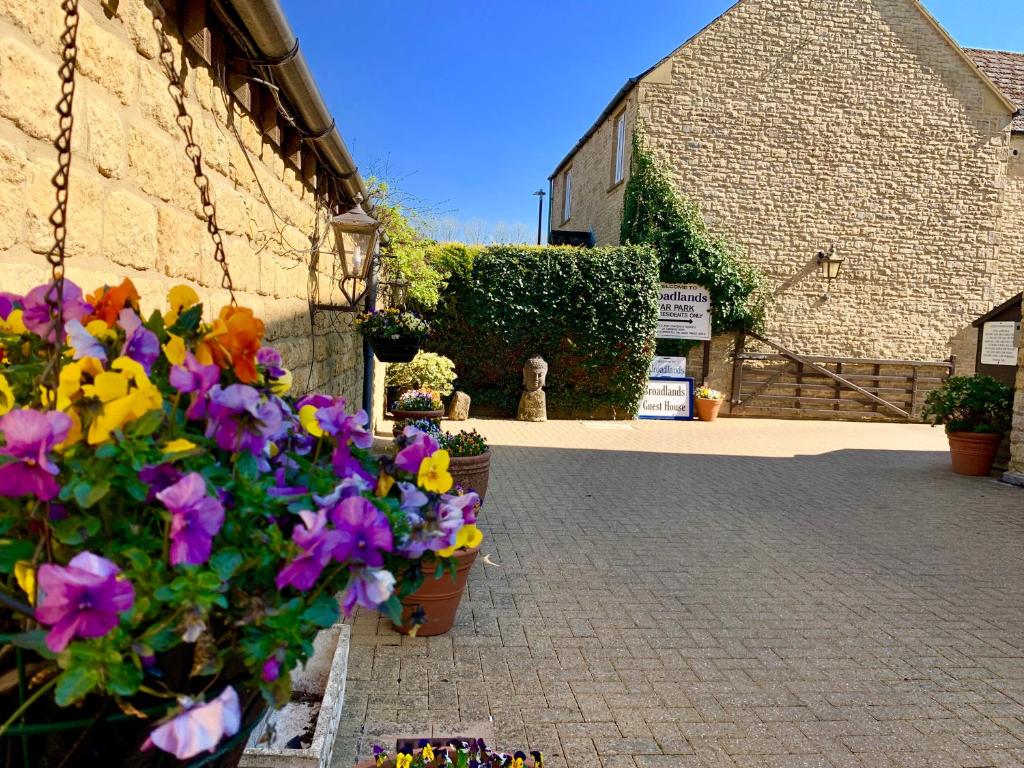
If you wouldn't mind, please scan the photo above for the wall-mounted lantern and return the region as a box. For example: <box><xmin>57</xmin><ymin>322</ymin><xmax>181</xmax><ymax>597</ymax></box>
<box><xmin>817</xmin><ymin>243</ymin><xmax>845</xmax><ymax>299</ymax></box>
<box><xmin>385</xmin><ymin>276</ymin><xmax>410</xmax><ymax>308</ymax></box>
<box><xmin>330</xmin><ymin>201</ymin><xmax>380</xmax><ymax>310</ymax></box>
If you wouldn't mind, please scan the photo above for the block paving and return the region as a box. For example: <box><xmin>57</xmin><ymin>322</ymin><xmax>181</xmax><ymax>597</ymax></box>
<box><xmin>333</xmin><ymin>418</ymin><xmax>1024</xmax><ymax>768</ymax></box>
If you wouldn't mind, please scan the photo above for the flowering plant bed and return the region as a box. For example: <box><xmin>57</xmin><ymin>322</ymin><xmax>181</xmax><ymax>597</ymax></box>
<box><xmin>363</xmin><ymin>741</ymin><xmax>542</xmax><ymax>768</ymax></box>
<box><xmin>392</xmin><ymin>390</ymin><xmax>443</xmax><ymax>413</ymax></box>
<box><xmin>0</xmin><ymin>279</ymin><xmax>480</xmax><ymax>765</ymax></box>
<box><xmin>354</xmin><ymin>309</ymin><xmax>430</xmax><ymax>344</ymax></box>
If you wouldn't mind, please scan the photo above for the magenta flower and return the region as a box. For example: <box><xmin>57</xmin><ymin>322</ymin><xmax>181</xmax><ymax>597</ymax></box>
<box><xmin>393</xmin><ymin>428</ymin><xmax>440</xmax><ymax>474</ymax></box>
<box><xmin>21</xmin><ymin>279</ymin><xmax>91</xmax><ymax>342</ymax></box>
<box><xmin>296</xmin><ymin>393</ymin><xmax>339</xmax><ymax>411</ymax></box>
<box><xmin>275</xmin><ymin>509</ymin><xmax>342</xmax><ymax>591</ymax></box>
<box><xmin>205</xmin><ymin>384</ymin><xmax>282</xmax><ymax>454</ymax></box>
<box><xmin>169</xmin><ymin>352</ymin><xmax>220</xmax><ymax>420</ymax></box>
<box><xmin>0</xmin><ymin>292</ymin><xmax>21</xmax><ymax>320</ymax></box>
<box><xmin>328</xmin><ymin>496</ymin><xmax>394</xmax><ymax>567</ymax></box>
<box><xmin>142</xmin><ymin>686</ymin><xmax>241</xmax><ymax>760</ymax></box>
<box><xmin>118</xmin><ymin>308</ymin><xmax>160</xmax><ymax>374</ymax></box>
<box><xmin>35</xmin><ymin>552</ymin><xmax>135</xmax><ymax>653</ymax></box>
<box><xmin>0</xmin><ymin>409</ymin><xmax>71</xmax><ymax>501</ymax></box>
<box><xmin>341</xmin><ymin>567</ymin><xmax>396</xmax><ymax>616</ymax></box>
<box><xmin>437</xmin><ymin>491</ymin><xmax>481</xmax><ymax>531</ymax></box>
<box><xmin>262</xmin><ymin>650</ymin><xmax>284</xmax><ymax>682</ymax></box>
<box><xmin>156</xmin><ymin>473</ymin><xmax>225</xmax><ymax>566</ymax></box>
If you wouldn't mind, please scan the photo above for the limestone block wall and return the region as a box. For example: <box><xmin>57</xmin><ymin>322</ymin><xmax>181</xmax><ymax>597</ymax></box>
<box><xmin>0</xmin><ymin>0</ymin><xmax>363</xmax><ymax>404</ymax></box>
<box><xmin>1005</xmin><ymin>135</ymin><xmax>1024</xmax><ymax>481</ymax></box>
<box><xmin>550</xmin><ymin>92</ymin><xmax>637</xmax><ymax>246</ymax></box>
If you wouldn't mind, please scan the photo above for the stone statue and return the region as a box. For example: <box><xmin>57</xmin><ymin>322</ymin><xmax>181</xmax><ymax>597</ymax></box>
<box><xmin>517</xmin><ymin>355</ymin><xmax>548</xmax><ymax>422</ymax></box>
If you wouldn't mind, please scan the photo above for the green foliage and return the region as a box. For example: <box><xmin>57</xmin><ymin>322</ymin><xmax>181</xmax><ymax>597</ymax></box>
<box><xmin>921</xmin><ymin>375</ymin><xmax>1014</xmax><ymax>434</ymax></box>
<box><xmin>621</xmin><ymin>125</ymin><xmax>770</xmax><ymax>345</ymax></box>
<box><xmin>431</xmin><ymin>245</ymin><xmax>660</xmax><ymax>416</ymax></box>
<box><xmin>384</xmin><ymin>352</ymin><xmax>457</xmax><ymax>396</ymax></box>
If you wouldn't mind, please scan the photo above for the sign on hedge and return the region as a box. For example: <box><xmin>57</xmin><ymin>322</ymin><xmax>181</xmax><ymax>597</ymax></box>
<box><xmin>657</xmin><ymin>283</ymin><xmax>710</xmax><ymax>340</ymax></box>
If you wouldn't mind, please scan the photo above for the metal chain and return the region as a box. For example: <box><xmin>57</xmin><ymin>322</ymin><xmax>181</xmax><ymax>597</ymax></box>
<box><xmin>41</xmin><ymin>0</ymin><xmax>81</xmax><ymax>395</ymax></box>
<box><xmin>149</xmin><ymin>3</ymin><xmax>236</xmax><ymax>304</ymax></box>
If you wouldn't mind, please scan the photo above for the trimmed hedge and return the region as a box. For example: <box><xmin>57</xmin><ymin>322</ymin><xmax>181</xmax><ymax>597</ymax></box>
<box><xmin>430</xmin><ymin>245</ymin><xmax>660</xmax><ymax>416</ymax></box>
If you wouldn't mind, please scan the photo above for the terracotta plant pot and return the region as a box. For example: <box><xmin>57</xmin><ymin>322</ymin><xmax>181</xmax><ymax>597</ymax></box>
<box><xmin>370</xmin><ymin>338</ymin><xmax>421</xmax><ymax>363</ymax></box>
<box><xmin>947</xmin><ymin>431</ymin><xmax>1003</xmax><ymax>476</ymax></box>
<box><xmin>390</xmin><ymin>408</ymin><xmax>444</xmax><ymax>422</ymax></box>
<box><xmin>695</xmin><ymin>397</ymin><xmax>724</xmax><ymax>422</ymax></box>
<box><xmin>448</xmin><ymin>450</ymin><xmax>491</xmax><ymax>503</ymax></box>
<box><xmin>391</xmin><ymin>545</ymin><xmax>480</xmax><ymax>636</ymax></box>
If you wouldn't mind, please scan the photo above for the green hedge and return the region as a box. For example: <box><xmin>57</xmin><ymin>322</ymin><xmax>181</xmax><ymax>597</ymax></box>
<box><xmin>430</xmin><ymin>245</ymin><xmax>659</xmax><ymax>416</ymax></box>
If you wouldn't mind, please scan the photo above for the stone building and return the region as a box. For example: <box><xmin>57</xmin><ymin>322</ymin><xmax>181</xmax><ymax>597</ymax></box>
<box><xmin>549</xmin><ymin>0</ymin><xmax>1023</xmax><ymax>396</ymax></box>
<box><xmin>0</xmin><ymin>0</ymin><xmax>372</xmax><ymax>407</ymax></box>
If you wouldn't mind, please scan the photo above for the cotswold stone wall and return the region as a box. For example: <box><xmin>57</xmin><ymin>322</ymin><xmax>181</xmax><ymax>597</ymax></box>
<box><xmin>550</xmin><ymin>92</ymin><xmax>638</xmax><ymax>247</ymax></box>
<box><xmin>0</xmin><ymin>0</ymin><xmax>363</xmax><ymax>403</ymax></box>
<box><xmin>1005</xmin><ymin>135</ymin><xmax>1024</xmax><ymax>481</ymax></box>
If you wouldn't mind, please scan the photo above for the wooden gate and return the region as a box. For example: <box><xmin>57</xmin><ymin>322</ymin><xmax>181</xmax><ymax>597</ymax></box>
<box><xmin>731</xmin><ymin>332</ymin><xmax>956</xmax><ymax>421</ymax></box>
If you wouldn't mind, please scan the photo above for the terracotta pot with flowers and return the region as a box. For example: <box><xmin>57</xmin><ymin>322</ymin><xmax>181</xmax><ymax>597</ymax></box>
<box><xmin>0</xmin><ymin>279</ymin><xmax>480</xmax><ymax>767</ymax></box>
<box><xmin>441</xmin><ymin>429</ymin><xmax>491</xmax><ymax>503</ymax></box>
<box><xmin>921</xmin><ymin>375</ymin><xmax>1013</xmax><ymax>476</ymax></box>
<box><xmin>694</xmin><ymin>386</ymin><xmax>726</xmax><ymax>422</ymax></box>
<box><xmin>355</xmin><ymin>309</ymin><xmax>430</xmax><ymax>363</ymax></box>
<box><xmin>390</xmin><ymin>389</ymin><xmax>444</xmax><ymax>435</ymax></box>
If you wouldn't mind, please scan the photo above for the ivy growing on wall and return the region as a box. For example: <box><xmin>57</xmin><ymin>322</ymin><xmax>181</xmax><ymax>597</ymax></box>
<box><xmin>621</xmin><ymin>124</ymin><xmax>770</xmax><ymax>353</ymax></box>
<box><xmin>430</xmin><ymin>245</ymin><xmax>660</xmax><ymax>416</ymax></box>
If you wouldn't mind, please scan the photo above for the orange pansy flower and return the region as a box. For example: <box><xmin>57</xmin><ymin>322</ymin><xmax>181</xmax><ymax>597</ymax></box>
<box><xmin>87</xmin><ymin>278</ymin><xmax>140</xmax><ymax>327</ymax></box>
<box><xmin>196</xmin><ymin>305</ymin><xmax>264</xmax><ymax>383</ymax></box>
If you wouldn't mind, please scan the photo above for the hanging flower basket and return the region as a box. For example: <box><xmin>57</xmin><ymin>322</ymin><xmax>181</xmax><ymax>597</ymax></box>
<box><xmin>355</xmin><ymin>309</ymin><xmax>430</xmax><ymax>363</ymax></box>
<box><xmin>370</xmin><ymin>337</ymin><xmax>422</xmax><ymax>363</ymax></box>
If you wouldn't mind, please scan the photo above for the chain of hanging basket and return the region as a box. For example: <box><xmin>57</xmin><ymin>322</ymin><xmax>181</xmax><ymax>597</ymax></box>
<box><xmin>39</xmin><ymin>0</ymin><xmax>81</xmax><ymax>397</ymax></box>
<box><xmin>149</xmin><ymin>2</ymin><xmax>237</xmax><ymax>304</ymax></box>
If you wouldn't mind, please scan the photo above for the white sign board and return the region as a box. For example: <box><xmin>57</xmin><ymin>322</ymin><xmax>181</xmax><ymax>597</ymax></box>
<box><xmin>649</xmin><ymin>356</ymin><xmax>687</xmax><ymax>379</ymax></box>
<box><xmin>657</xmin><ymin>283</ymin><xmax>711</xmax><ymax>340</ymax></box>
<box><xmin>980</xmin><ymin>321</ymin><xmax>1020</xmax><ymax>367</ymax></box>
<box><xmin>638</xmin><ymin>377</ymin><xmax>694</xmax><ymax>421</ymax></box>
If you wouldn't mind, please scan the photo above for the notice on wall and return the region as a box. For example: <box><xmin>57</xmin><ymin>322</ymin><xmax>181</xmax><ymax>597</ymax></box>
<box><xmin>638</xmin><ymin>377</ymin><xmax>694</xmax><ymax>421</ymax></box>
<box><xmin>657</xmin><ymin>283</ymin><xmax>711</xmax><ymax>340</ymax></box>
<box><xmin>649</xmin><ymin>356</ymin><xmax>687</xmax><ymax>379</ymax></box>
<box><xmin>980</xmin><ymin>321</ymin><xmax>1021</xmax><ymax>367</ymax></box>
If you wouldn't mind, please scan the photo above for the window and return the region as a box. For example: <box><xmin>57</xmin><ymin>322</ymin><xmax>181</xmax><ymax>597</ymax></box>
<box><xmin>613</xmin><ymin>111</ymin><xmax>626</xmax><ymax>186</ymax></box>
<box><xmin>562</xmin><ymin>168</ymin><xmax>573</xmax><ymax>222</ymax></box>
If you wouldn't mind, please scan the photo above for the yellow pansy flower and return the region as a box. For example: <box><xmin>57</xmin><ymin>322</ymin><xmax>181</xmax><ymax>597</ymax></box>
<box><xmin>421</xmin><ymin>744</ymin><xmax>435</xmax><ymax>764</ymax></box>
<box><xmin>0</xmin><ymin>374</ymin><xmax>14</xmax><ymax>416</ymax></box>
<box><xmin>163</xmin><ymin>333</ymin><xmax>187</xmax><ymax>366</ymax></box>
<box><xmin>298</xmin><ymin>404</ymin><xmax>324</xmax><ymax>438</ymax></box>
<box><xmin>418</xmin><ymin>450</ymin><xmax>452</xmax><ymax>494</ymax></box>
<box><xmin>0</xmin><ymin>309</ymin><xmax>27</xmax><ymax>335</ymax></box>
<box><xmin>14</xmin><ymin>561</ymin><xmax>35</xmax><ymax>605</ymax></box>
<box><xmin>82</xmin><ymin>357</ymin><xmax>163</xmax><ymax>444</ymax></box>
<box><xmin>163</xmin><ymin>438</ymin><xmax>197</xmax><ymax>454</ymax></box>
<box><xmin>85</xmin><ymin>319</ymin><xmax>116</xmax><ymax>340</ymax></box>
<box><xmin>166</xmin><ymin>285</ymin><xmax>200</xmax><ymax>325</ymax></box>
<box><xmin>270</xmin><ymin>368</ymin><xmax>293</xmax><ymax>395</ymax></box>
<box><xmin>437</xmin><ymin>524</ymin><xmax>483</xmax><ymax>558</ymax></box>
<box><xmin>376</xmin><ymin>472</ymin><xmax>395</xmax><ymax>497</ymax></box>
<box><xmin>396</xmin><ymin>754</ymin><xmax>412</xmax><ymax>768</ymax></box>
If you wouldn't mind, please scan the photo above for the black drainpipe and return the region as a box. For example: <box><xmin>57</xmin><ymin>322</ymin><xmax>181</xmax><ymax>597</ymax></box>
<box><xmin>360</xmin><ymin>269</ymin><xmax>377</xmax><ymax>418</ymax></box>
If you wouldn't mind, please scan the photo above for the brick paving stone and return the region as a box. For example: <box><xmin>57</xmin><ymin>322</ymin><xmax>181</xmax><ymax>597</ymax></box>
<box><xmin>332</xmin><ymin>419</ymin><xmax>1024</xmax><ymax>768</ymax></box>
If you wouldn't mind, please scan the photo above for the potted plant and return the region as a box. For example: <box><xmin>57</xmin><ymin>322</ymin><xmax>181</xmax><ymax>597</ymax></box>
<box><xmin>922</xmin><ymin>375</ymin><xmax>1014</xmax><ymax>476</ymax></box>
<box><xmin>354</xmin><ymin>308</ymin><xmax>430</xmax><ymax>363</ymax></box>
<box><xmin>694</xmin><ymin>386</ymin><xmax>726</xmax><ymax>422</ymax></box>
<box><xmin>358</xmin><ymin>740</ymin><xmax>543</xmax><ymax>768</ymax></box>
<box><xmin>440</xmin><ymin>429</ymin><xmax>492</xmax><ymax>503</ymax></box>
<box><xmin>390</xmin><ymin>389</ymin><xmax>445</xmax><ymax>430</ymax></box>
<box><xmin>384</xmin><ymin>352</ymin><xmax>456</xmax><ymax>399</ymax></box>
<box><xmin>0</xmin><ymin>279</ymin><xmax>478</xmax><ymax>766</ymax></box>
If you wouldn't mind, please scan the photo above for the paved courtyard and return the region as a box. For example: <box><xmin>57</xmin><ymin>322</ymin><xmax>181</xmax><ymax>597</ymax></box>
<box><xmin>335</xmin><ymin>418</ymin><xmax>1024</xmax><ymax>768</ymax></box>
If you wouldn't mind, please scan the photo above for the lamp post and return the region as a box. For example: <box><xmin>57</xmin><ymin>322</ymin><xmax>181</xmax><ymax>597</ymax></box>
<box><xmin>533</xmin><ymin>189</ymin><xmax>545</xmax><ymax>245</ymax></box>
<box><xmin>817</xmin><ymin>243</ymin><xmax>846</xmax><ymax>299</ymax></box>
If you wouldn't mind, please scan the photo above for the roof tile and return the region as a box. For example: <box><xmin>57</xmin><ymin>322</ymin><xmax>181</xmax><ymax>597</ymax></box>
<box><xmin>964</xmin><ymin>48</ymin><xmax>1024</xmax><ymax>132</ymax></box>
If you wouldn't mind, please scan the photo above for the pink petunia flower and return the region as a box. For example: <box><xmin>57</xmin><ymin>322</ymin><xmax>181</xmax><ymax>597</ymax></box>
<box><xmin>0</xmin><ymin>408</ymin><xmax>72</xmax><ymax>501</ymax></box>
<box><xmin>156</xmin><ymin>473</ymin><xmax>225</xmax><ymax>566</ymax></box>
<box><xmin>141</xmin><ymin>686</ymin><xmax>241</xmax><ymax>760</ymax></box>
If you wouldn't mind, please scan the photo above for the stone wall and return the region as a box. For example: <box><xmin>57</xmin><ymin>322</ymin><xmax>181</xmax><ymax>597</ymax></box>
<box><xmin>0</xmin><ymin>0</ymin><xmax>363</xmax><ymax>404</ymax></box>
<box><xmin>1004</xmin><ymin>135</ymin><xmax>1024</xmax><ymax>482</ymax></box>
<box><xmin>550</xmin><ymin>91</ymin><xmax>637</xmax><ymax>247</ymax></box>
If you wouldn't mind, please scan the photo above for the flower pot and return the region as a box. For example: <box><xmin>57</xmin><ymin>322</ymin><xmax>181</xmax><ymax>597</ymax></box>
<box><xmin>370</xmin><ymin>338</ymin><xmax>421</xmax><ymax>363</ymax></box>
<box><xmin>695</xmin><ymin>397</ymin><xmax>724</xmax><ymax>422</ymax></box>
<box><xmin>390</xmin><ymin>408</ymin><xmax>444</xmax><ymax>422</ymax></box>
<box><xmin>241</xmin><ymin>624</ymin><xmax>351</xmax><ymax>768</ymax></box>
<box><xmin>391</xmin><ymin>545</ymin><xmax>480</xmax><ymax>636</ymax></box>
<box><xmin>448</xmin><ymin>450</ymin><xmax>491</xmax><ymax>503</ymax></box>
<box><xmin>947</xmin><ymin>431</ymin><xmax>1003</xmax><ymax>476</ymax></box>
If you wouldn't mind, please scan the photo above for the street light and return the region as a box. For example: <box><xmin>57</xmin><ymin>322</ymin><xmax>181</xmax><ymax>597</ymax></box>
<box><xmin>533</xmin><ymin>189</ymin><xmax>545</xmax><ymax>245</ymax></box>
<box><xmin>817</xmin><ymin>243</ymin><xmax>845</xmax><ymax>299</ymax></box>
<box><xmin>330</xmin><ymin>200</ymin><xmax>380</xmax><ymax>309</ymax></box>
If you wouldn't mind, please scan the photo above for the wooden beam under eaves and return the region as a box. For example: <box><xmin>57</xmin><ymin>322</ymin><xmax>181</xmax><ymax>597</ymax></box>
<box><xmin>283</xmin><ymin>129</ymin><xmax>302</xmax><ymax>168</ymax></box>
<box><xmin>302</xmin><ymin>149</ymin><xmax>318</xmax><ymax>187</ymax></box>
<box><xmin>182</xmin><ymin>0</ymin><xmax>212</xmax><ymax>65</ymax></box>
<box><xmin>259</xmin><ymin>92</ymin><xmax>282</xmax><ymax>146</ymax></box>
<box><xmin>228</xmin><ymin>62</ymin><xmax>253</xmax><ymax>113</ymax></box>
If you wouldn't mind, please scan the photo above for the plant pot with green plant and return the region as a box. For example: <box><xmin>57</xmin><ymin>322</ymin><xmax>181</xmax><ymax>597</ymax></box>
<box><xmin>694</xmin><ymin>386</ymin><xmax>726</xmax><ymax>422</ymax></box>
<box><xmin>440</xmin><ymin>429</ymin><xmax>492</xmax><ymax>503</ymax></box>
<box><xmin>921</xmin><ymin>375</ymin><xmax>1013</xmax><ymax>476</ymax></box>
<box><xmin>355</xmin><ymin>308</ymin><xmax>430</xmax><ymax>363</ymax></box>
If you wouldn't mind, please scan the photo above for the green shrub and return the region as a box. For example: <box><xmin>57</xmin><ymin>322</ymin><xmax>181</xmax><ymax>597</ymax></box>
<box><xmin>921</xmin><ymin>375</ymin><xmax>1014</xmax><ymax>434</ymax></box>
<box><xmin>384</xmin><ymin>352</ymin><xmax>457</xmax><ymax>396</ymax></box>
<box><xmin>431</xmin><ymin>245</ymin><xmax>660</xmax><ymax>416</ymax></box>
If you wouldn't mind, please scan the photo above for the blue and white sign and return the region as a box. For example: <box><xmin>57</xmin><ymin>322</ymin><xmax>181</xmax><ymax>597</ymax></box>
<box><xmin>649</xmin><ymin>356</ymin><xmax>687</xmax><ymax>379</ymax></box>
<box><xmin>657</xmin><ymin>283</ymin><xmax>711</xmax><ymax>341</ymax></box>
<box><xmin>638</xmin><ymin>377</ymin><xmax>694</xmax><ymax>421</ymax></box>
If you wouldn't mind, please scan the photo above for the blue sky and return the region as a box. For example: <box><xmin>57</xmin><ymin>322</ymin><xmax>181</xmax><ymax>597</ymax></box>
<box><xmin>281</xmin><ymin>0</ymin><xmax>1024</xmax><ymax>242</ymax></box>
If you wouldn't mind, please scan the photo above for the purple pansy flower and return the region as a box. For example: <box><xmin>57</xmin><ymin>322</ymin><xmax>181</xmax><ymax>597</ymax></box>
<box><xmin>21</xmin><ymin>279</ymin><xmax>91</xmax><ymax>342</ymax></box>
<box><xmin>437</xmin><ymin>491</ymin><xmax>481</xmax><ymax>530</ymax></box>
<box><xmin>328</xmin><ymin>496</ymin><xmax>394</xmax><ymax>567</ymax></box>
<box><xmin>394</xmin><ymin>428</ymin><xmax>440</xmax><ymax>474</ymax></box>
<box><xmin>205</xmin><ymin>384</ymin><xmax>282</xmax><ymax>455</ymax></box>
<box><xmin>65</xmin><ymin>318</ymin><xmax>107</xmax><ymax>361</ymax></box>
<box><xmin>397</xmin><ymin>482</ymin><xmax>428</xmax><ymax>513</ymax></box>
<box><xmin>138</xmin><ymin>463</ymin><xmax>184</xmax><ymax>503</ymax></box>
<box><xmin>118</xmin><ymin>308</ymin><xmax>160</xmax><ymax>373</ymax></box>
<box><xmin>275</xmin><ymin>509</ymin><xmax>342</xmax><ymax>591</ymax></box>
<box><xmin>141</xmin><ymin>686</ymin><xmax>241</xmax><ymax>760</ymax></box>
<box><xmin>295</xmin><ymin>393</ymin><xmax>338</xmax><ymax>411</ymax></box>
<box><xmin>0</xmin><ymin>292</ymin><xmax>21</xmax><ymax>321</ymax></box>
<box><xmin>35</xmin><ymin>552</ymin><xmax>135</xmax><ymax>653</ymax></box>
<box><xmin>0</xmin><ymin>409</ymin><xmax>71</xmax><ymax>501</ymax></box>
<box><xmin>266</xmin><ymin>466</ymin><xmax>308</xmax><ymax>498</ymax></box>
<box><xmin>169</xmin><ymin>352</ymin><xmax>221</xmax><ymax>421</ymax></box>
<box><xmin>341</xmin><ymin>567</ymin><xmax>396</xmax><ymax>616</ymax></box>
<box><xmin>156</xmin><ymin>472</ymin><xmax>225</xmax><ymax>566</ymax></box>
<box><xmin>257</xmin><ymin>347</ymin><xmax>286</xmax><ymax>378</ymax></box>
